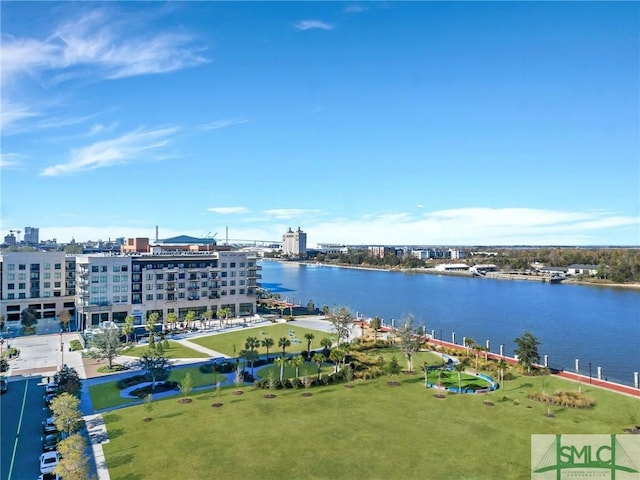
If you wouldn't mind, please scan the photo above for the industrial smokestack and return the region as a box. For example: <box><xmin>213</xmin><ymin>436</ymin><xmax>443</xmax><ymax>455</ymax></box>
<box><xmin>155</xmin><ymin>225</ymin><xmax>159</xmax><ymax>242</ymax></box>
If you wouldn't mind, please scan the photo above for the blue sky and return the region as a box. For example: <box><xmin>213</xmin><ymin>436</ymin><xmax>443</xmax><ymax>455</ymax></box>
<box><xmin>1</xmin><ymin>2</ymin><xmax>638</xmax><ymax>246</ymax></box>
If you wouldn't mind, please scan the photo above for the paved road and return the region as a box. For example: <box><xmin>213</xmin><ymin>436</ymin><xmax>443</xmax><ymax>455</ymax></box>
<box><xmin>1</xmin><ymin>377</ymin><xmax>50</xmax><ymax>480</ymax></box>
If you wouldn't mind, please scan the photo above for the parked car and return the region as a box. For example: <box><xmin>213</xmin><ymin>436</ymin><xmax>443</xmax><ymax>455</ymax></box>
<box><xmin>0</xmin><ymin>378</ymin><xmax>7</xmax><ymax>393</ymax></box>
<box><xmin>39</xmin><ymin>451</ymin><xmax>59</xmax><ymax>474</ymax></box>
<box><xmin>44</xmin><ymin>393</ymin><xmax>56</xmax><ymax>406</ymax></box>
<box><xmin>41</xmin><ymin>432</ymin><xmax>64</xmax><ymax>452</ymax></box>
<box><xmin>42</xmin><ymin>417</ymin><xmax>57</xmax><ymax>434</ymax></box>
<box><xmin>38</xmin><ymin>473</ymin><xmax>60</xmax><ymax>480</ymax></box>
<box><xmin>44</xmin><ymin>382</ymin><xmax>58</xmax><ymax>395</ymax></box>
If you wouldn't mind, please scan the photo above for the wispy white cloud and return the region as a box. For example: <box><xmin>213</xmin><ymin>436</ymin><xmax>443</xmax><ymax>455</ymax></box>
<box><xmin>0</xmin><ymin>100</ymin><xmax>41</xmax><ymax>130</ymax></box>
<box><xmin>263</xmin><ymin>208</ymin><xmax>325</xmax><ymax>220</ymax></box>
<box><xmin>1</xmin><ymin>9</ymin><xmax>208</xmax><ymax>85</ymax></box>
<box><xmin>294</xmin><ymin>20</ymin><xmax>334</xmax><ymax>31</ymax></box>
<box><xmin>88</xmin><ymin>122</ymin><xmax>118</xmax><ymax>136</ymax></box>
<box><xmin>0</xmin><ymin>153</ymin><xmax>23</xmax><ymax>169</ymax></box>
<box><xmin>208</xmin><ymin>207</ymin><xmax>250</xmax><ymax>215</ymax></box>
<box><xmin>40</xmin><ymin>126</ymin><xmax>179</xmax><ymax>176</ymax></box>
<box><xmin>199</xmin><ymin>118</ymin><xmax>248</xmax><ymax>131</ymax></box>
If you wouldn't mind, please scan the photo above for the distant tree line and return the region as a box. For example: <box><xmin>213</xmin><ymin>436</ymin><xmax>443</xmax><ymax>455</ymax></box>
<box><xmin>308</xmin><ymin>247</ymin><xmax>640</xmax><ymax>284</ymax></box>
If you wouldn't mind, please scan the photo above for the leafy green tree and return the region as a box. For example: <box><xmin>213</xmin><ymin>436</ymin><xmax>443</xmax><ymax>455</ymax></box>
<box><xmin>50</xmin><ymin>392</ymin><xmax>83</xmax><ymax>435</ymax></box>
<box><xmin>370</xmin><ymin>316</ymin><xmax>382</xmax><ymax>342</ymax></box>
<box><xmin>306</xmin><ymin>299</ymin><xmax>315</xmax><ymax>313</ymax></box>
<box><xmin>322</xmin><ymin>305</ymin><xmax>330</xmax><ymax>316</ymax></box>
<box><xmin>202</xmin><ymin>309</ymin><xmax>213</xmax><ymax>329</ymax></box>
<box><xmin>180</xmin><ymin>372</ymin><xmax>193</xmax><ymax>399</ymax></box>
<box><xmin>136</xmin><ymin>348</ymin><xmax>172</xmax><ymax>390</ymax></box>
<box><xmin>54</xmin><ymin>365</ymin><xmax>82</xmax><ymax>397</ymax></box>
<box><xmin>87</xmin><ymin>328</ymin><xmax>124</xmax><ymax>369</ymax></box>
<box><xmin>20</xmin><ymin>308</ymin><xmax>38</xmax><ymax>330</ymax></box>
<box><xmin>278</xmin><ymin>337</ymin><xmax>291</xmax><ymax>357</ymax></box>
<box><xmin>0</xmin><ymin>313</ymin><xmax>4</xmax><ymax>333</ymax></box>
<box><xmin>54</xmin><ymin>434</ymin><xmax>90</xmax><ymax>480</ymax></box>
<box><xmin>329</xmin><ymin>305</ymin><xmax>353</xmax><ymax>345</ymax></box>
<box><xmin>58</xmin><ymin>309</ymin><xmax>71</xmax><ymax>332</ymax></box>
<box><xmin>304</xmin><ymin>333</ymin><xmax>315</xmax><ymax>358</ymax></box>
<box><xmin>329</xmin><ymin>347</ymin><xmax>346</xmax><ymax>374</ymax></box>
<box><xmin>122</xmin><ymin>315</ymin><xmax>135</xmax><ymax>344</ymax></box>
<box><xmin>397</xmin><ymin>317</ymin><xmax>421</xmax><ymax>373</ymax></box>
<box><xmin>388</xmin><ymin>355</ymin><xmax>401</xmax><ymax>377</ymax></box>
<box><xmin>166</xmin><ymin>312</ymin><xmax>178</xmax><ymax>330</ymax></box>
<box><xmin>514</xmin><ymin>331</ymin><xmax>541</xmax><ymax>374</ymax></box>
<box><xmin>261</xmin><ymin>337</ymin><xmax>274</xmax><ymax>361</ymax></box>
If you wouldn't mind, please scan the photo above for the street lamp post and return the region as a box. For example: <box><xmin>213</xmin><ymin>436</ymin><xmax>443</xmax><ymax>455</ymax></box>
<box><xmin>60</xmin><ymin>330</ymin><xmax>64</xmax><ymax>368</ymax></box>
<box><xmin>440</xmin><ymin>329</ymin><xmax>444</xmax><ymax>362</ymax></box>
<box><xmin>0</xmin><ymin>338</ymin><xmax>4</xmax><ymax>358</ymax></box>
<box><xmin>588</xmin><ymin>362</ymin><xmax>592</xmax><ymax>384</ymax></box>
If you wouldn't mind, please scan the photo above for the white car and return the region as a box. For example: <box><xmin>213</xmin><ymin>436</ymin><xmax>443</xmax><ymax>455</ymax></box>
<box><xmin>38</xmin><ymin>473</ymin><xmax>60</xmax><ymax>480</ymax></box>
<box><xmin>39</xmin><ymin>451</ymin><xmax>59</xmax><ymax>474</ymax></box>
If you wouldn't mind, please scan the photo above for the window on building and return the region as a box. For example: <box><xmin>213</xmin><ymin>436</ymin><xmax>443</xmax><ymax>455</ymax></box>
<box><xmin>8</xmin><ymin>264</ymin><xmax>15</xmax><ymax>271</ymax></box>
<box><xmin>113</xmin><ymin>285</ymin><xmax>121</xmax><ymax>293</ymax></box>
<box><xmin>156</xmin><ymin>293</ymin><xmax>163</xmax><ymax>300</ymax></box>
<box><xmin>55</xmin><ymin>263</ymin><xmax>61</xmax><ymax>269</ymax></box>
<box><xmin>18</xmin><ymin>273</ymin><xmax>26</xmax><ymax>281</ymax></box>
<box><xmin>44</xmin><ymin>263</ymin><xmax>51</xmax><ymax>270</ymax></box>
<box><xmin>156</xmin><ymin>283</ymin><xmax>164</xmax><ymax>290</ymax></box>
<box><xmin>230</xmin><ymin>280</ymin><xmax>236</xmax><ymax>286</ymax></box>
<box><xmin>230</xmin><ymin>289</ymin><xmax>236</xmax><ymax>295</ymax></box>
<box><xmin>240</xmin><ymin>289</ymin><xmax>245</xmax><ymax>294</ymax></box>
<box><xmin>54</xmin><ymin>282</ymin><xmax>61</xmax><ymax>288</ymax></box>
<box><xmin>230</xmin><ymin>262</ymin><xmax>236</xmax><ymax>268</ymax></box>
<box><xmin>92</xmin><ymin>276</ymin><xmax>99</xmax><ymax>283</ymax></box>
<box><xmin>221</xmin><ymin>263</ymin><xmax>227</xmax><ymax>268</ymax></box>
<box><xmin>18</xmin><ymin>264</ymin><xmax>26</xmax><ymax>270</ymax></box>
<box><xmin>92</xmin><ymin>266</ymin><xmax>99</xmax><ymax>273</ymax></box>
<box><xmin>7</xmin><ymin>293</ymin><xmax>14</xmax><ymax>299</ymax></box>
<box><xmin>100</xmin><ymin>266</ymin><xmax>107</xmax><ymax>272</ymax></box>
<box><xmin>120</xmin><ymin>295</ymin><xmax>128</xmax><ymax>302</ymax></box>
<box><xmin>19</xmin><ymin>293</ymin><xmax>26</xmax><ymax>299</ymax></box>
<box><xmin>146</xmin><ymin>294</ymin><xmax>154</xmax><ymax>300</ymax></box>
<box><xmin>7</xmin><ymin>283</ymin><xmax>14</xmax><ymax>290</ymax></box>
<box><xmin>44</xmin><ymin>282</ymin><xmax>51</xmax><ymax>288</ymax></box>
<box><xmin>146</xmin><ymin>274</ymin><xmax>154</xmax><ymax>281</ymax></box>
<box><xmin>91</xmin><ymin>286</ymin><xmax>99</xmax><ymax>294</ymax></box>
<box><xmin>121</xmin><ymin>285</ymin><xmax>128</xmax><ymax>293</ymax></box>
<box><xmin>7</xmin><ymin>273</ymin><xmax>14</xmax><ymax>281</ymax></box>
<box><xmin>44</xmin><ymin>272</ymin><xmax>51</xmax><ymax>279</ymax></box>
<box><xmin>18</xmin><ymin>283</ymin><xmax>25</xmax><ymax>289</ymax></box>
<box><xmin>99</xmin><ymin>275</ymin><xmax>107</xmax><ymax>283</ymax></box>
<box><xmin>113</xmin><ymin>265</ymin><xmax>121</xmax><ymax>272</ymax></box>
<box><xmin>43</xmin><ymin>291</ymin><xmax>51</xmax><ymax>298</ymax></box>
<box><xmin>121</xmin><ymin>274</ymin><xmax>128</xmax><ymax>282</ymax></box>
<box><xmin>146</xmin><ymin>284</ymin><xmax>153</xmax><ymax>291</ymax></box>
<box><xmin>55</xmin><ymin>272</ymin><xmax>62</xmax><ymax>279</ymax></box>
<box><xmin>179</xmin><ymin>292</ymin><xmax>185</xmax><ymax>299</ymax></box>
<box><xmin>121</xmin><ymin>265</ymin><xmax>128</xmax><ymax>272</ymax></box>
<box><xmin>156</xmin><ymin>273</ymin><xmax>163</xmax><ymax>280</ymax></box>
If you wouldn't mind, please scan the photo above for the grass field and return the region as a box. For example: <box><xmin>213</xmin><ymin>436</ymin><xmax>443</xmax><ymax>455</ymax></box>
<box><xmin>101</xmin><ymin>366</ymin><xmax>640</xmax><ymax>480</ymax></box>
<box><xmin>189</xmin><ymin>323</ymin><xmax>332</xmax><ymax>357</ymax></box>
<box><xmin>124</xmin><ymin>340</ymin><xmax>209</xmax><ymax>359</ymax></box>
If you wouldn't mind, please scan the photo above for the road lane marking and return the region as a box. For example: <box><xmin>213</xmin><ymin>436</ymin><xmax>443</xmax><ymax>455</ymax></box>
<box><xmin>7</xmin><ymin>378</ymin><xmax>29</xmax><ymax>480</ymax></box>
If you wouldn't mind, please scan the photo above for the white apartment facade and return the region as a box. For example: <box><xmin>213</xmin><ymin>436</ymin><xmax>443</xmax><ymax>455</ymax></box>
<box><xmin>0</xmin><ymin>251</ymin><xmax>76</xmax><ymax>324</ymax></box>
<box><xmin>75</xmin><ymin>250</ymin><xmax>261</xmax><ymax>330</ymax></box>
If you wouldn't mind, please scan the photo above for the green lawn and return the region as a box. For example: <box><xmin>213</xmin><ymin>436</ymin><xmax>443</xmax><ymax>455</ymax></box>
<box><xmin>124</xmin><ymin>340</ymin><xmax>209</xmax><ymax>359</ymax></box>
<box><xmin>189</xmin><ymin>323</ymin><xmax>331</xmax><ymax>357</ymax></box>
<box><xmin>101</xmin><ymin>367</ymin><xmax>640</xmax><ymax>480</ymax></box>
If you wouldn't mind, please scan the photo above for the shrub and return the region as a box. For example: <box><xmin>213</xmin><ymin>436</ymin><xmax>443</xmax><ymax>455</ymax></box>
<box><xmin>130</xmin><ymin>381</ymin><xmax>179</xmax><ymax>398</ymax></box>
<box><xmin>116</xmin><ymin>375</ymin><xmax>149</xmax><ymax>390</ymax></box>
<box><xmin>528</xmin><ymin>390</ymin><xmax>595</xmax><ymax>409</ymax></box>
<box><xmin>199</xmin><ymin>363</ymin><xmax>215</xmax><ymax>374</ymax></box>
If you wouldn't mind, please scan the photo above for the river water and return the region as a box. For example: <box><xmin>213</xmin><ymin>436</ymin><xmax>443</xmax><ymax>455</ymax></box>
<box><xmin>260</xmin><ymin>260</ymin><xmax>640</xmax><ymax>387</ymax></box>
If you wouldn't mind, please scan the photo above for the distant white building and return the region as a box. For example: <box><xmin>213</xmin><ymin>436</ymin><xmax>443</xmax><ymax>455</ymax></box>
<box><xmin>567</xmin><ymin>264</ymin><xmax>599</xmax><ymax>276</ymax></box>
<box><xmin>434</xmin><ymin>263</ymin><xmax>470</xmax><ymax>272</ymax></box>
<box><xmin>282</xmin><ymin>227</ymin><xmax>307</xmax><ymax>257</ymax></box>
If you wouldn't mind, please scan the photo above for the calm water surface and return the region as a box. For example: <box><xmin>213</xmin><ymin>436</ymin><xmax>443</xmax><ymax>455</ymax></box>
<box><xmin>260</xmin><ymin>260</ymin><xmax>640</xmax><ymax>386</ymax></box>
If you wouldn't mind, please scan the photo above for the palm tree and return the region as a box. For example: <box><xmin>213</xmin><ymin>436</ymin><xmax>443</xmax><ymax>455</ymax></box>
<box><xmin>311</xmin><ymin>353</ymin><xmax>325</xmax><ymax>379</ymax></box>
<box><xmin>184</xmin><ymin>311</ymin><xmax>196</xmax><ymax>330</ymax></box>
<box><xmin>290</xmin><ymin>355</ymin><xmax>304</xmax><ymax>378</ymax></box>
<box><xmin>497</xmin><ymin>359</ymin><xmax>508</xmax><ymax>386</ymax></box>
<box><xmin>474</xmin><ymin>344</ymin><xmax>483</xmax><ymax>373</ymax></box>
<box><xmin>304</xmin><ymin>333</ymin><xmax>315</xmax><ymax>358</ymax></box>
<box><xmin>278</xmin><ymin>337</ymin><xmax>291</xmax><ymax>357</ymax></box>
<box><xmin>329</xmin><ymin>348</ymin><xmax>344</xmax><ymax>373</ymax></box>
<box><xmin>464</xmin><ymin>337</ymin><xmax>475</xmax><ymax>357</ymax></box>
<box><xmin>320</xmin><ymin>337</ymin><xmax>332</xmax><ymax>356</ymax></box>
<box><xmin>454</xmin><ymin>363</ymin><xmax>466</xmax><ymax>394</ymax></box>
<box><xmin>274</xmin><ymin>357</ymin><xmax>287</xmax><ymax>381</ymax></box>
<box><xmin>202</xmin><ymin>310</ymin><xmax>213</xmax><ymax>329</ymax></box>
<box><xmin>244</xmin><ymin>349</ymin><xmax>259</xmax><ymax>376</ymax></box>
<box><xmin>370</xmin><ymin>316</ymin><xmax>382</xmax><ymax>342</ymax></box>
<box><xmin>122</xmin><ymin>315</ymin><xmax>135</xmax><ymax>344</ymax></box>
<box><xmin>146</xmin><ymin>312</ymin><xmax>159</xmax><ymax>339</ymax></box>
<box><xmin>261</xmin><ymin>337</ymin><xmax>274</xmax><ymax>361</ymax></box>
<box><xmin>245</xmin><ymin>336</ymin><xmax>260</xmax><ymax>352</ymax></box>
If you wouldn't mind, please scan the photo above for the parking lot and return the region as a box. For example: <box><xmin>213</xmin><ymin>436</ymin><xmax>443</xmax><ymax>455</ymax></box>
<box><xmin>1</xmin><ymin>331</ymin><xmax>87</xmax><ymax>480</ymax></box>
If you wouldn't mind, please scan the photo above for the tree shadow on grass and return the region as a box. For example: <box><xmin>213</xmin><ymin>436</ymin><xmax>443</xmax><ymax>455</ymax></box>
<box><xmin>103</xmin><ymin>452</ymin><xmax>134</xmax><ymax>469</ymax></box>
<box><xmin>106</xmin><ymin>427</ymin><xmax>124</xmax><ymax>440</ymax></box>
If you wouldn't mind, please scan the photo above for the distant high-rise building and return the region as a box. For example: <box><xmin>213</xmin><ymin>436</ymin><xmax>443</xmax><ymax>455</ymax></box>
<box><xmin>3</xmin><ymin>234</ymin><xmax>17</xmax><ymax>246</ymax></box>
<box><xmin>282</xmin><ymin>227</ymin><xmax>307</xmax><ymax>257</ymax></box>
<box><xmin>24</xmin><ymin>226</ymin><xmax>39</xmax><ymax>245</ymax></box>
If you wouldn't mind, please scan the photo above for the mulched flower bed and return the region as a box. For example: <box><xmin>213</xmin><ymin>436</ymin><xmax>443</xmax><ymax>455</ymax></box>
<box><xmin>178</xmin><ymin>398</ymin><xmax>193</xmax><ymax>404</ymax></box>
<box><xmin>264</xmin><ymin>394</ymin><xmax>276</xmax><ymax>399</ymax></box>
<box><xmin>387</xmin><ymin>381</ymin><xmax>401</xmax><ymax>387</ymax></box>
<box><xmin>301</xmin><ymin>392</ymin><xmax>313</xmax><ymax>397</ymax></box>
<box><xmin>143</xmin><ymin>417</ymin><xmax>152</xmax><ymax>422</ymax></box>
<box><xmin>483</xmin><ymin>401</ymin><xmax>494</xmax><ymax>407</ymax></box>
<box><xmin>344</xmin><ymin>384</ymin><xmax>354</xmax><ymax>389</ymax></box>
<box><xmin>211</xmin><ymin>402</ymin><xmax>223</xmax><ymax>408</ymax></box>
<box><xmin>232</xmin><ymin>390</ymin><xmax>244</xmax><ymax>396</ymax></box>
<box><xmin>433</xmin><ymin>394</ymin><xmax>446</xmax><ymax>399</ymax></box>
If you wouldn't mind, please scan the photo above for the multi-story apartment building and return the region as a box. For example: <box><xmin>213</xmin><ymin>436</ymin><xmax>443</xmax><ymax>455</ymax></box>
<box><xmin>1</xmin><ymin>247</ymin><xmax>261</xmax><ymax>332</ymax></box>
<box><xmin>75</xmin><ymin>250</ymin><xmax>261</xmax><ymax>330</ymax></box>
<box><xmin>23</xmin><ymin>226</ymin><xmax>40</xmax><ymax>246</ymax></box>
<box><xmin>282</xmin><ymin>227</ymin><xmax>307</xmax><ymax>257</ymax></box>
<box><xmin>0</xmin><ymin>252</ymin><xmax>76</xmax><ymax>324</ymax></box>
